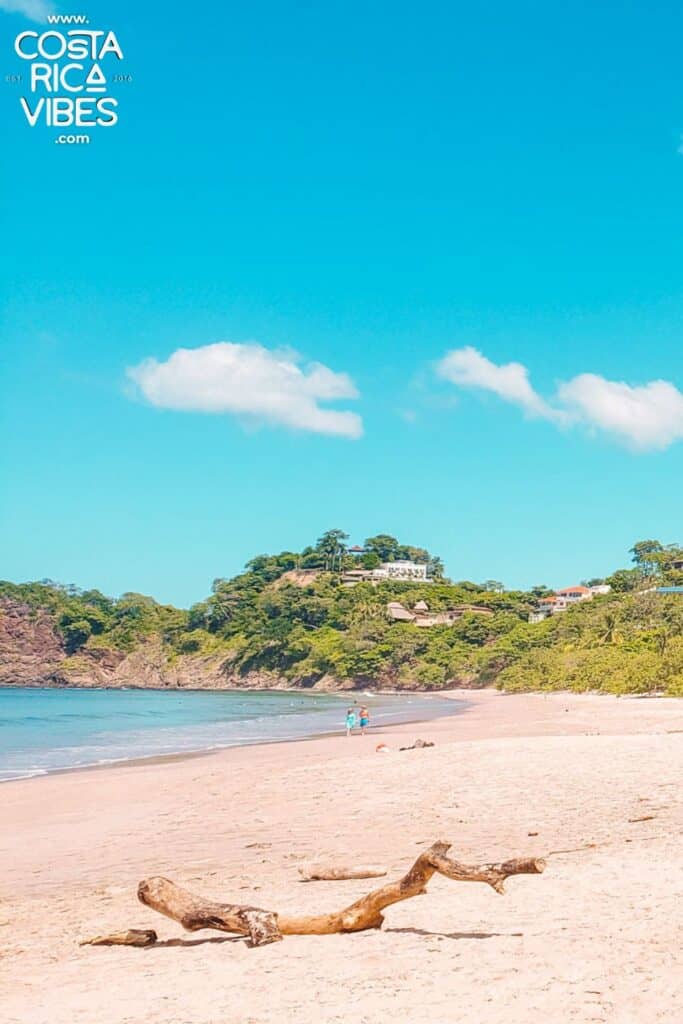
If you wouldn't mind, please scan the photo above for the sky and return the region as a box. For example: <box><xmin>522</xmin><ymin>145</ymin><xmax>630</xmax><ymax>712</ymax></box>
<box><xmin>1</xmin><ymin>0</ymin><xmax>683</xmax><ymax>606</ymax></box>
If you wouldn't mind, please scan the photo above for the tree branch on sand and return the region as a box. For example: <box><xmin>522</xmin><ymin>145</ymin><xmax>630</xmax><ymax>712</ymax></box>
<box><xmin>84</xmin><ymin>841</ymin><xmax>546</xmax><ymax>949</ymax></box>
<box><xmin>298</xmin><ymin>863</ymin><xmax>388</xmax><ymax>881</ymax></box>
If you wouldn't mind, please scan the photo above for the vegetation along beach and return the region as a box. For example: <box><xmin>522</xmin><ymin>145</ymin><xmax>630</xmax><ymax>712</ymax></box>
<box><xmin>2</xmin><ymin>531</ymin><xmax>683</xmax><ymax>696</ymax></box>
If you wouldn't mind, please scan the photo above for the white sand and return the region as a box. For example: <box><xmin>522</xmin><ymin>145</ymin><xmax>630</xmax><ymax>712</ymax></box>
<box><xmin>2</xmin><ymin>689</ymin><xmax>682</xmax><ymax>1024</ymax></box>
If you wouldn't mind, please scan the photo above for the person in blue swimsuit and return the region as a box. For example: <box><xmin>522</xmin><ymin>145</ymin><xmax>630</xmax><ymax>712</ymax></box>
<box><xmin>345</xmin><ymin>707</ymin><xmax>356</xmax><ymax>736</ymax></box>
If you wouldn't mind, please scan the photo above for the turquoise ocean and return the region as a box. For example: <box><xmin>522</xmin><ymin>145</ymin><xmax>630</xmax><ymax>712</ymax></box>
<box><xmin>0</xmin><ymin>687</ymin><xmax>460</xmax><ymax>781</ymax></box>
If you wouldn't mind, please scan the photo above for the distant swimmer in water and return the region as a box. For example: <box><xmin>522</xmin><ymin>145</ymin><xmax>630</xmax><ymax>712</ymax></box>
<box><xmin>345</xmin><ymin>707</ymin><xmax>356</xmax><ymax>736</ymax></box>
<box><xmin>359</xmin><ymin>705</ymin><xmax>370</xmax><ymax>735</ymax></box>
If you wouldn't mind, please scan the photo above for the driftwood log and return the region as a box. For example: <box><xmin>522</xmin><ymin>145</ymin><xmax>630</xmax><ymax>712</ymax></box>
<box><xmin>128</xmin><ymin>841</ymin><xmax>545</xmax><ymax>948</ymax></box>
<box><xmin>80</xmin><ymin>929</ymin><xmax>158</xmax><ymax>948</ymax></box>
<box><xmin>298</xmin><ymin>864</ymin><xmax>388</xmax><ymax>881</ymax></box>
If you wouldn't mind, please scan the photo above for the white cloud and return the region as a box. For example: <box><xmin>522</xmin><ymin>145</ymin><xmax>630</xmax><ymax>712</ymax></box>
<box><xmin>558</xmin><ymin>373</ymin><xmax>683</xmax><ymax>451</ymax></box>
<box><xmin>127</xmin><ymin>342</ymin><xmax>363</xmax><ymax>440</ymax></box>
<box><xmin>436</xmin><ymin>346</ymin><xmax>683</xmax><ymax>451</ymax></box>
<box><xmin>436</xmin><ymin>346</ymin><xmax>563</xmax><ymax>421</ymax></box>
<box><xmin>0</xmin><ymin>0</ymin><xmax>55</xmax><ymax>20</ymax></box>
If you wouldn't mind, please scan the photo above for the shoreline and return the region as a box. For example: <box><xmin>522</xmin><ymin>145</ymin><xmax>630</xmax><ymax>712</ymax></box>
<box><xmin>0</xmin><ymin>688</ymin><xmax>468</xmax><ymax>785</ymax></box>
<box><xmin>3</xmin><ymin>685</ymin><xmax>680</xmax><ymax>785</ymax></box>
<box><xmin>3</xmin><ymin>688</ymin><xmax>681</xmax><ymax>1024</ymax></box>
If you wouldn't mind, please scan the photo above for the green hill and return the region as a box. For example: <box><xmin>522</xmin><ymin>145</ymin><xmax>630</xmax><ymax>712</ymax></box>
<box><xmin>1</xmin><ymin>532</ymin><xmax>682</xmax><ymax>695</ymax></box>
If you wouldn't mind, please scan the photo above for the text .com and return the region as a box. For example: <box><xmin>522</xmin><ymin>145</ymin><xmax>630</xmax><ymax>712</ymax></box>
<box><xmin>55</xmin><ymin>133</ymin><xmax>90</xmax><ymax>144</ymax></box>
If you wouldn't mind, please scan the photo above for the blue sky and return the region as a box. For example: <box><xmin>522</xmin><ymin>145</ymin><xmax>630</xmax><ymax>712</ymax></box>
<box><xmin>1</xmin><ymin>0</ymin><xmax>683</xmax><ymax>606</ymax></box>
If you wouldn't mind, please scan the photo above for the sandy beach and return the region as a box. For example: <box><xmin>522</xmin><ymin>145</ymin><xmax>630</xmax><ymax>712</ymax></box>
<box><xmin>2</xmin><ymin>689</ymin><xmax>682</xmax><ymax>1024</ymax></box>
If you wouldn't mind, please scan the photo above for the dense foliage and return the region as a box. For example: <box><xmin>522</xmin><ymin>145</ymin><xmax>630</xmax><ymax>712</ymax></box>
<box><xmin>0</xmin><ymin>579</ymin><xmax>187</xmax><ymax>654</ymax></box>
<box><xmin>2</xmin><ymin>533</ymin><xmax>683</xmax><ymax>695</ymax></box>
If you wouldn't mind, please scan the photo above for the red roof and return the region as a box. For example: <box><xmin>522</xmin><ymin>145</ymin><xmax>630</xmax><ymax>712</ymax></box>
<box><xmin>349</xmin><ymin>545</ymin><xmax>365</xmax><ymax>553</ymax></box>
<box><xmin>556</xmin><ymin>585</ymin><xmax>590</xmax><ymax>595</ymax></box>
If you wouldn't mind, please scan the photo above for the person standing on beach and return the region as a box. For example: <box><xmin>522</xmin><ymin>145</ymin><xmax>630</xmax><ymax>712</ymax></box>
<box><xmin>359</xmin><ymin>705</ymin><xmax>370</xmax><ymax>735</ymax></box>
<box><xmin>345</xmin><ymin>707</ymin><xmax>356</xmax><ymax>736</ymax></box>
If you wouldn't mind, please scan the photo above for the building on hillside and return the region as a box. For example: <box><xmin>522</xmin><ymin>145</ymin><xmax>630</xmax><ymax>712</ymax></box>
<box><xmin>386</xmin><ymin>601</ymin><xmax>418</xmax><ymax>622</ymax></box>
<box><xmin>556</xmin><ymin>585</ymin><xmax>592</xmax><ymax>603</ymax></box>
<box><xmin>373</xmin><ymin>560</ymin><xmax>430</xmax><ymax>582</ymax></box>
<box><xmin>342</xmin><ymin>559</ymin><xmax>432</xmax><ymax>586</ymax></box>
<box><xmin>387</xmin><ymin>600</ymin><xmax>493</xmax><ymax>627</ymax></box>
<box><xmin>348</xmin><ymin>545</ymin><xmax>366</xmax><ymax>556</ymax></box>
<box><xmin>340</xmin><ymin>569</ymin><xmax>372</xmax><ymax>586</ymax></box>
<box><xmin>529</xmin><ymin>583</ymin><xmax>611</xmax><ymax>622</ymax></box>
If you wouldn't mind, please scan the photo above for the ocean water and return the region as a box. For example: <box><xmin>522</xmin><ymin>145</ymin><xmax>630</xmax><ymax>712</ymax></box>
<box><xmin>0</xmin><ymin>687</ymin><xmax>460</xmax><ymax>781</ymax></box>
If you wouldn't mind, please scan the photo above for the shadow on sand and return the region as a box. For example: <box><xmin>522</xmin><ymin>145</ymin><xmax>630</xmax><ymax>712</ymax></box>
<box><xmin>142</xmin><ymin>927</ymin><xmax>524</xmax><ymax>949</ymax></box>
<box><xmin>147</xmin><ymin>935</ymin><xmax>245</xmax><ymax>949</ymax></box>
<box><xmin>385</xmin><ymin>927</ymin><xmax>523</xmax><ymax>941</ymax></box>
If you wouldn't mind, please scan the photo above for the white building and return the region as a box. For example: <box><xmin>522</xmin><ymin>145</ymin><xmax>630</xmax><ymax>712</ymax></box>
<box><xmin>530</xmin><ymin>583</ymin><xmax>611</xmax><ymax>622</ymax></box>
<box><xmin>373</xmin><ymin>560</ymin><xmax>430</xmax><ymax>582</ymax></box>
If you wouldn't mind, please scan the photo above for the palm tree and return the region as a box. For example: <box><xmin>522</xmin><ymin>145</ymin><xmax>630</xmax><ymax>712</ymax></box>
<box><xmin>596</xmin><ymin>610</ymin><xmax>623</xmax><ymax>646</ymax></box>
<box><xmin>316</xmin><ymin>529</ymin><xmax>349</xmax><ymax>573</ymax></box>
<box><xmin>349</xmin><ymin>590</ymin><xmax>384</xmax><ymax>631</ymax></box>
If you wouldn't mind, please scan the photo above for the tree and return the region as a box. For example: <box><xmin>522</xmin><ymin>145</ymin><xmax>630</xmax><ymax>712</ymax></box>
<box><xmin>361</xmin><ymin>551</ymin><xmax>381</xmax><ymax>570</ymax></box>
<box><xmin>364</xmin><ymin>534</ymin><xmax>401</xmax><ymax>562</ymax></box>
<box><xmin>530</xmin><ymin>584</ymin><xmax>554</xmax><ymax>598</ymax></box>
<box><xmin>483</xmin><ymin>580</ymin><xmax>505</xmax><ymax>593</ymax></box>
<box><xmin>594</xmin><ymin>610</ymin><xmax>623</xmax><ymax>646</ymax></box>
<box><xmin>605</xmin><ymin>568</ymin><xmax>641</xmax><ymax>593</ymax></box>
<box><xmin>206</xmin><ymin>587</ymin><xmax>244</xmax><ymax>630</ymax></box>
<box><xmin>427</xmin><ymin>557</ymin><xmax>445</xmax><ymax>580</ymax></box>
<box><xmin>661</xmin><ymin>544</ymin><xmax>683</xmax><ymax>584</ymax></box>
<box><xmin>348</xmin><ymin>587</ymin><xmax>385</xmax><ymax>632</ymax></box>
<box><xmin>315</xmin><ymin>529</ymin><xmax>349</xmax><ymax>572</ymax></box>
<box><xmin>80</xmin><ymin>589</ymin><xmax>116</xmax><ymax>615</ymax></box>
<box><xmin>630</xmin><ymin>540</ymin><xmax>664</xmax><ymax>578</ymax></box>
<box><xmin>60</xmin><ymin>618</ymin><xmax>92</xmax><ymax>653</ymax></box>
<box><xmin>398</xmin><ymin>545</ymin><xmax>431</xmax><ymax>564</ymax></box>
